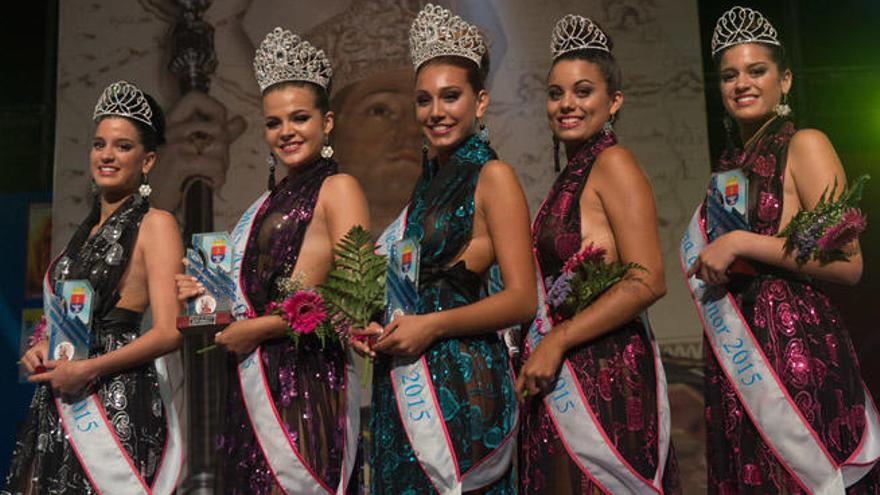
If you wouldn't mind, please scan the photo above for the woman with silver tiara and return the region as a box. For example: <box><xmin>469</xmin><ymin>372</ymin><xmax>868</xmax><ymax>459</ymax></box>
<box><xmin>350</xmin><ymin>4</ymin><xmax>535</xmax><ymax>493</ymax></box>
<box><xmin>174</xmin><ymin>28</ymin><xmax>367</xmax><ymax>494</ymax></box>
<box><xmin>682</xmin><ymin>6</ymin><xmax>880</xmax><ymax>493</ymax></box>
<box><xmin>5</xmin><ymin>81</ymin><xmax>185</xmax><ymax>494</ymax></box>
<box><xmin>517</xmin><ymin>14</ymin><xmax>680</xmax><ymax>494</ymax></box>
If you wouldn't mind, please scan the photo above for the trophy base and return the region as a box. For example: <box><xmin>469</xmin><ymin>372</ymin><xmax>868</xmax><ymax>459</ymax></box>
<box><xmin>177</xmin><ymin>311</ymin><xmax>233</xmax><ymax>334</ymax></box>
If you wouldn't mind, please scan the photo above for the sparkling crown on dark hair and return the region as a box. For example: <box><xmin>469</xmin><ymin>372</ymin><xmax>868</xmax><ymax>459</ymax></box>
<box><xmin>254</xmin><ymin>27</ymin><xmax>332</xmax><ymax>92</ymax></box>
<box><xmin>551</xmin><ymin>14</ymin><xmax>610</xmax><ymax>59</ymax></box>
<box><xmin>711</xmin><ymin>6</ymin><xmax>780</xmax><ymax>57</ymax></box>
<box><xmin>93</xmin><ymin>81</ymin><xmax>154</xmax><ymax>129</ymax></box>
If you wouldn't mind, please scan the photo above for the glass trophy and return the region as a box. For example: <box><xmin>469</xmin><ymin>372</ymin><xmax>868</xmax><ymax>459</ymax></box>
<box><xmin>48</xmin><ymin>280</ymin><xmax>94</xmax><ymax>361</ymax></box>
<box><xmin>707</xmin><ymin>169</ymin><xmax>749</xmax><ymax>241</ymax></box>
<box><xmin>706</xmin><ymin>169</ymin><xmax>756</xmax><ymax>277</ymax></box>
<box><xmin>179</xmin><ymin>232</ymin><xmax>235</xmax><ymax>328</ymax></box>
<box><xmin>384</xmin><ymin>238</ymin><xmax>420</xmax><ymax>327</ymax></box>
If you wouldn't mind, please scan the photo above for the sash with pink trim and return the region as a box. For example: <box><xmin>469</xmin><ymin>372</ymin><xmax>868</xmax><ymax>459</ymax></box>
<box><xmin>43</xmin><ymin>262</ymin><xmax>184</xmax><ymax>495</ymax></box>
<box><xmin>378</xmin><ymin>208</ymin><xmax>519</xmax><ymax>494</ymax></box>
<box><xmin>231</xmin><ymin>192</ymin><xmax>360</xmax><ymax>495</ymax></box>
<box><xmin>681</xmin><ymin>204</ymin><xmax>880</xmax><ymax>493</ymax></box>
<box><xmin>526</xmin><ymin>259</ymin><xmax>671</xmax><ymax>494</ymax></box>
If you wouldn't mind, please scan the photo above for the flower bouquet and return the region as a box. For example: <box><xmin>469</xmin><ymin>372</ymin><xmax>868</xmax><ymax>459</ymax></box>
<box><xmin>544</xmin><ymin>244</ymin><xmax>644</xmax><ymax>326</ymax></box>
<box><xmin>779</xmin><ymin>175</ymin><xmax>869</xmax><ymax>266</ymax></box>
<box><xmin>199</xmin><ymin>225</ymin><xmax>386</xmax><ymax>353</ymax></box>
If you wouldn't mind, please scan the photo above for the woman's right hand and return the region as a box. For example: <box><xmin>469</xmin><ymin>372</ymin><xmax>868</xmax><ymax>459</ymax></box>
<box><xmin>174</xmin><ymin>266</ymin><xmax>204</xmax><ymax>302</ymax></box>
<box><xmin>20</xmin><ymin>339</ymin><xmax>49</xmax><ymax>374</ymax></box>
<box><xmin>348</xmin><ymin>322</ymin><xmax>383</xmax><ymax>358</ymax></box>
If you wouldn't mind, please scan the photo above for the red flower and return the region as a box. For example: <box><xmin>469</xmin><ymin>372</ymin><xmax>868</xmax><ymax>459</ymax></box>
<box><xmin>562</xmin><ymin>243</ymin><xmax>607</xmax><ymax>273</ymax></box>
<box><xmin>817</xmin><ymin>208</ymin><xmax>867</xmax><ymax>251</ymax></box>
<box><xmin>280</xmin><ymin>290</ymin><xmax>326</xmax><ymax>335</ymax></box>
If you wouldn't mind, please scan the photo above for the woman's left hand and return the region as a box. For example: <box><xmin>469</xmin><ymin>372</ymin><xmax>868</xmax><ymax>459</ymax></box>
<box><xmin>686</xmin><ymin>231</ymin><xmax>743</xmax><ymax>285</ymax></box>
<box><xmin>214</xmin><ymin>319</ymin><xmax>264</xmax><ymax>355</ymax></box>
<box><xmin>29</xmin><ymin>359</ymin><xmax>96</xmax><ymax>396</ymax></box>
<box><xmin>515</xmin><ymin>326</ymin><xmax>567</xmax><ymax>401</ymax></box>
<box><xmin>372</xmin><ymin>314</ymin><xmax>440</xmax><ymax>357</ymax></box>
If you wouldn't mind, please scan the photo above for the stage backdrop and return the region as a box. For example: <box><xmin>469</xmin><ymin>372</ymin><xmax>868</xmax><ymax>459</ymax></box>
<box><xmin>53</xmin><ymin>1</ymin><xmax>711</xmax><ymax>490</ymax></box>
<box><xmin>53</xmin><ymin>0</ymin><xmax>710</xmax><ymax>355</ymax></box>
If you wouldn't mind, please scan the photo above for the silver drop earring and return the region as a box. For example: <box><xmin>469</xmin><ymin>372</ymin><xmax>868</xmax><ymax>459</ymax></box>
<box><xmin>774</xmin><ymin>93</ymin><xmax>792</xmax><ymax>117</ymax></box>
<box><xmin>138</xmin><ymin>173</ymin><xmax>152</xmax><ymax>198</ymax></box>
<box><xmin>321</xmin><ymin>135</ymin><xmax>334</xmax><ymax>159</ymax></box>
<box><xmin>603</xmin><ymin>114</ymin><xmax>615</xmax><ymax>135</ymax></box>
<box><xmin>478</xmin><ymin>120</ymin><xmax>490</xmax><ymax>144</ymax></box>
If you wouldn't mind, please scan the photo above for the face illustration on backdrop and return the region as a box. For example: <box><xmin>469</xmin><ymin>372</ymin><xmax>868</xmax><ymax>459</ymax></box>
<box><xmin>306</xmin><ymin>0</ymin><xmax>424</xmax><ymax>232</ymax></box>
<box><xmin>307</xmin><ymin>0</ymin><xmax>506</xmax><ymax>233</ymax></box>
<box><xmin>332</xmin><ymin>68</ymin><xmax>423</xmax><ymax>231</ymax></box>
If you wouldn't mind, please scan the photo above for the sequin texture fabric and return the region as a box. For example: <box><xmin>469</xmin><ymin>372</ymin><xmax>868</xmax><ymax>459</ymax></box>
<box><xmin>3</xmin><ymin>195</ymin><xmax>167</xmax><ymax>495</ymax></box>
<box><xmin>704</xmin><ymin>118</ymin><xmax>880</xmax><ymax>493</ymax></box>
<box><xmin>220</xmin><ymin>159</ymin><xmax>351</xmax><ymax>494</ymax></box>
<box><xmin>370</xmin><ymin>134</ymin><xmax>517</xmax><ymax>494</ymax></box>
<box><xmin>521</xmin><ymin>132</ymin><xmax>681</xmax><ymax>494</ymax></box>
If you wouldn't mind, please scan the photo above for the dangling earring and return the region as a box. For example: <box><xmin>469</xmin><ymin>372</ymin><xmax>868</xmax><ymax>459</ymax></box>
<box><xmin>138</xmin><ymin>173</ymin><xmax>152</xmax><ymax>198</ymax></box>
<box><xmin>774</xmin><ymin>93</ymin><xmax>792</xmax><ymax>117</ymax></box>
<box><xmin>478</xmin><ymin>120</ymin><xmax>490</xmax><ymax>144</ymax></box>
<box><xmin>266</xmin><ymin>153</ymin><xmax>277</xmax><ymax>190</ymax></box>
<box><xmin>553</xmin><ymin>135</ymin><xmax>561</xmax><ymax>173</ymax></box>
<box><xmin>603</xmin><ymin>114</ymin><xmax>615</xmax><ymax>135</ymax></box>
<box><xmin>89</xmin><ymin>179</ymin><xmax>99</xmax><ymax>196</ymax></box>
<box><xmin>422</xmin><ymin>138</ymin><xmax>429</xmax><ymax>168</ymax></box>
<box><xmin>321</xmin><ymin>135</ymin><xmax>334</xmax><ymax>159</ymax></box>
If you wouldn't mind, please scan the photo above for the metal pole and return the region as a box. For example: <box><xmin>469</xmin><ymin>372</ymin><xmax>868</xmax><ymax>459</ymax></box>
<box><xmin>167</xmin><ymin>2</ymin><xmax>224</xmax><ymax>493</ymax></box>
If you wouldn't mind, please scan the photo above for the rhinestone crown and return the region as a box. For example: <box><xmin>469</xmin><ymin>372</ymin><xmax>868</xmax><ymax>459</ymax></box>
<box><xmin>551</xmin><ymin>14</ymin><xmax>610</xmax><ymax>59</ymax></box>
<box><xmin>254</xmin><ymin>27</ymin><xmax>332</xmax><ymax>92</ymax></box>
<box><xmin>711</xmin><ymin>6</ymin><xmax>780</xmax><ymax>57</ymax></box>
<box><xmin>93</xmin><ymin>81</ymin><xmax>154</xmax><ymax>129</ymax></box>
<box><xmin>409</xmin><ymin>3</ymin><xmax>487</xmax><ymax>70</ymax></box>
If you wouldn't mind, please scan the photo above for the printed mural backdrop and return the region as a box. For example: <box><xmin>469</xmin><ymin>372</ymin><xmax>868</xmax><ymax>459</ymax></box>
<box><xmin>53</xmin><ymin>0</ymin><xmax>711</xmax><ymax>490</ymax></box>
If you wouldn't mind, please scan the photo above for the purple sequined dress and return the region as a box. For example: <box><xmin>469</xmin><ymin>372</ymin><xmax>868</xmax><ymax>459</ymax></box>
<box><xmin>703</xmin><ymin>117</ymin><xmax>880</xmax><ymax>493</ymax></box>
<box><xmin>219</xmin><ymin>159</ymin><xmax>350</xmax><ymax>494</ymax></box>
<box><xmin>520</xmin><ymin>132</ymin><xmax>681</xmax><ymax>494</ymax></box>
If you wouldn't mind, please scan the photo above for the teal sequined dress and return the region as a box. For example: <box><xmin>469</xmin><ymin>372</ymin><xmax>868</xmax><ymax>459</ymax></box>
<box><xmin>370</xmin><ymin>135</ymin><xmax>517</xmax><ymax>494</ymax></box>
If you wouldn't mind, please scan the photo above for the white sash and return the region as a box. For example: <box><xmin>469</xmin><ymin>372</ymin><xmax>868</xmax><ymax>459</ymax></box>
<box><xmin>681</xmin><ymin>205</ymin><xmax>880</xmax><ymax>494</ymax></box>
<box><xmin>231</xmin><ymin>192</ymin><xmax>359</xmax><ymax>495</ymax></box>
<box><xmin>380</xmin><ymin>208</ymin><xmax>518</xmax><ymax>494</ymax></box>
<box><xmin>44</xmin><ymin>262</ymin><xmax>184</xmax><ymax>495</ymax></box>
<box><xmin>526</xmin><ymin>263</ymin><xmax>671</xmax><ymax>494</ymax></box>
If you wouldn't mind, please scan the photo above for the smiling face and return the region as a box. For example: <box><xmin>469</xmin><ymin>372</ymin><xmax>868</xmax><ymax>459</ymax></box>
<box><xmin>546</xmin><ymin>58</ymin><xmax>622</xmax><ymax>148</ymax></box>
<box><xmin>717</xmin><ymin>43</ymin><xmax>791</xmax><ymax>127</ymax></box>
<box><xmin>414</xmin><ymin>61</ymin><xmax>488</xmax><ymax>156</ymax></box>
<box><xmin>262</xmin><ymin>83</ymin><xmax>333</xmax><ymax>172</ymax></box>
<box><xmin>90</xmin><ymin>117</ymin><xmax>155</xmax><ymax>196</ymax></box>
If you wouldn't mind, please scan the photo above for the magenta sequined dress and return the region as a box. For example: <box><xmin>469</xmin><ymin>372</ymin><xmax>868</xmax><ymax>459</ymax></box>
<box><xmin>703</xmin><ymin>117</ymin><xmax>880</xmax><ymax>493</ymax></box>
<box><xmin>520</xmin><ymin>132</ymin><xmax>681</xmax><ymax>494</ymax></box>
<box><xmin>219</xmin><ymin>159</ymin><xmax>350</xmax><ymax>494</ymax></box>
